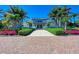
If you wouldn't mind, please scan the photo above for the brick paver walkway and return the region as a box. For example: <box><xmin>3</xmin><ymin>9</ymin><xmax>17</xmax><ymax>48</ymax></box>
<box><xmin>0</xmin><ymin>36</ymin><xmax>79</xmax><ymax>54</ymax></box>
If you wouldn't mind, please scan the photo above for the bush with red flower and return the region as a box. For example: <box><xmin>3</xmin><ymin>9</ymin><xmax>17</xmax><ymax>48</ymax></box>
<box><xmin>65</xmin><ymin>30</ymin><xmax>79</xmax><ymax>34</ymax></box>
<box><xmin>0</xmin><ymin>29</ymin><xmax>17</xmax><ymax>35</ymax></box>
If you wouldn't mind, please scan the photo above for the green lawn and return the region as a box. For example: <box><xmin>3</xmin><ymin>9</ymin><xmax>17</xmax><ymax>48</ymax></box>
<box><xmin>45</xmin><ymin>28</ymin><xmax>67</xmax><ymax>35</ymax></box>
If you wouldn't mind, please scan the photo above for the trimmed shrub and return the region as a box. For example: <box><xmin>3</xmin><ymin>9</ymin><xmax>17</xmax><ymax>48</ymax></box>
<box><xmin>18</xmin><ymin>29</ymin><xmax>34</xmax><ymax>36</ymax></box>
<box><xmin>45</xmin><ymin>28</ymin><xmax>68</xmax><ymax>36</ymax></box>
<box><xmin>55</xmin><ymin>31</ymin><xmax>68</xmax><ymax>35</ymax></box>
<box><xmin>67</xmin><ymin>26</ymin><xmax>75</xmax><ymax>30</ymax></box>
<box><xmin>75</xmin><ymin>27</ymin><xmax>79</xmax><ymax>30</ymax></box>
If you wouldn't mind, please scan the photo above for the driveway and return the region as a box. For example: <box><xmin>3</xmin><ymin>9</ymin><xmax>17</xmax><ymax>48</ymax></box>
<box><xmin>0</xmin><ymin>36</ymin><xmax>79</xmax><ymax>53</ymax></box>
<box><xmin>28</xmin><ymin>29</ymin><xmax>55</xmax><ymax>36</ymax></box>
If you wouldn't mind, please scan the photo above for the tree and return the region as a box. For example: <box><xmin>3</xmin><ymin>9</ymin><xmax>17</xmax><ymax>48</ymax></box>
<box><xmin>27</xmin><ymin>21</ymin><xmax>32</xmax><ymax>28</ymax></box>
<box><xmin>49</xmin><ymin>7</ymin><xmax>60</xmax><ymax>27</ymax></box>
<box><xmin>49</xmin><ymin>6</ymin><xmax>71</xmax><ymax>27</ymax></box>
<box><xmin>8</xmin><ymin>6</ymin><xmax>27</xmax><ymax>29</ymax></box>
<box><xmin>0</xmin><ymin>20</ymin><xmax>4</xmax><ymax>29</ymax></box>
<box><xmin>47</xmin><ymin>22</ymin><xmax>52</xmax><ymax>28</ymax></box>
<box><xmin>3</xmin><ymin>13</ymin><xmax>14</xmax><ymax>28</ymax></box>
<box><xmin>72</xmin><ymin>13</ymin><xmax>77</xmax><ymax>23</ymax></box>
<box><xmin>0</xmin><ymin>9</ymin><xmax>4</xmax><ymax>18</ymax></box>
<box><xmin>49</xmin><ymin>6</ymin><xmax>72</xmax><ymax>30</ymax></box>
<box><xmin>2</xmin><ymin>19</ymin><xmax>10</xmax><ymax>29</ymax></box>
<box><xmin>62</xmin><ymin>16</ymin><xmax>70</xmax><ymax>31</ymax></box>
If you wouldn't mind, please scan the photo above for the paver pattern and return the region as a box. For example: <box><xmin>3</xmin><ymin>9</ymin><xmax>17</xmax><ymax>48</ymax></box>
<box><xmin>0</xmin><ymin>35</ymin><xmax>79</xmax><ymax>54</ymax></box>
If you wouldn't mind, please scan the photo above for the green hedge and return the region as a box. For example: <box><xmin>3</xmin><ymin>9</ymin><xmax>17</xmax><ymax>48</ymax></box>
<box><xmin>18</xmin><ymin>28</ymin><xmax>34</xmax><ymax>36</ymax></box>
<box><xmin>45</xmin><ymin>28</ymin><xmax>68</xmax><ymax>35</ymax></box>
<box><xmin>55</xmin><ymin>31</ymin><xmax>68</xmax><ymax>35</ymax></box>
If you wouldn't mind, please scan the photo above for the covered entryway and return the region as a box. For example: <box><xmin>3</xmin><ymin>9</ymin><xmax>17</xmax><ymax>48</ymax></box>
<box><xmin>32</xmin><ymin>18</ymin><xmax>48</xmax><ymax>29</ymax></box>
<box><xmin>37</xmin><ymin>24</ymin><xmax>43</xmax><ymax>29</ymax></box>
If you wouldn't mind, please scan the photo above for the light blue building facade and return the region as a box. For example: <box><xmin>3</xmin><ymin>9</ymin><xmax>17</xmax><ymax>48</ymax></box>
<box><xmin>32</xmin><ymin>18</ymin><xmax>48</xmax><ymax>29</ymax></box>
<box><xmin>23</xmin><ymin>18</ymin><xmax>56</xmax><ymax>29</ymax></box>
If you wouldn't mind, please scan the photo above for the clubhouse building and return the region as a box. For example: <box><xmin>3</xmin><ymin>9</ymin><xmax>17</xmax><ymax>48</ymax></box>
<box><xmin>23</xmin><ymin>18</ymin><xmax>56</xmax><ymax>29</ymax></box>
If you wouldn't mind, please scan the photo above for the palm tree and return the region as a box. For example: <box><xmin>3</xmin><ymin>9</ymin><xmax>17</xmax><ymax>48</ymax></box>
<box><xmin>47</xmin><ymin>22</ymin><xmax>52</xmax><ymax>28</ymax></box>
<box><xmin>0</xmin><ymin>9</ymin><xmax>4</xmax><ymax>18</ymax></box>
<box><xmin>49</xmin><ymin>7</ymin><xmax>59</xmax><ymax>27</ymax></box>
<box><xmin>49</xmin><ymin>6</ymin><xmax>72</xmax><ymax>30</ymax></box>
<box><xmin>3</xmin><ymin>13</ymin><xmax>14</xmax><ymax>28</ymax></box>
<box><xmin>62</xmin><ymin>16</ymin><xmax>70</xmax><ymax>31</ymax></box>
<box><xmin>0</xmin><ymin>9</ymin><xmax>10</xmax><ymax>29</ymax></box>
<box><xmin>0</xmin><ymin>20</ymin><xmax>4</xmax><ymax>29</ymax></box>
<box><xmin>72</xmin><ymin>13</ymin><xmax>77</xmax><ymax>23</ymax></box>
<box><xmin>2</xmin><ymin>19</ymin><xmax>10</xmax><ymax>29</ymax></box>
<box><xmin>56</xmin><ymin>7</ymin><xmax>63</xmax><ymax>27</ymax></box>
<box><xmin>61</xmin><ymin>6</ymin><xmax>72</xmax><ymax>30</ymax></box>
<box><xmin>49</xmin><ymin>6</ymin><xmax>71</xmax><ymax>27</ymax></box>
<box><xmin>8</xmin><ymin>5</ymin><xmax>27</xmax><ymax>29</ymax></box>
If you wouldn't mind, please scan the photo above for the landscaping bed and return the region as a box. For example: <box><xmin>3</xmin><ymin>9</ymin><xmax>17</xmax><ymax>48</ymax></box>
<box><xmin>46</xmin><ymin>28</ymin><xmax>79</xmax><ymax>35</ymax></box>
<box><xmin>0</xmin><ymin>27</ymin><xmax>35</xmax><ymax>36</ymax></box>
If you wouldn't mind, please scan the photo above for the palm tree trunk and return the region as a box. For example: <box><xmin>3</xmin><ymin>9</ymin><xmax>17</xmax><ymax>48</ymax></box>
<box><xmin>74</xmin><ymin>17</ymin><xmax>75</xmax><ymax>23</ymax></box>
<box><xmin>56</xmin><ymin>18</ymin><xmax>59</xmax><ymax>27</ymax></box>
<box><xmin>19</xmin><ymin>20</ymin><xmax>23</xmax><ymax>28</ymax></box>
<box><xmin>54</xmin><ymin>18</ymin><xmax>57</xmax><ymax>26</ymax></box>
<box><xmin>58</xmin><ymin>20</ymin><xmax>61</xmax><ymax>27</ymax></box>
<box><xmin>64</xmin><ymin>22</ymin><xmax>67</xmax><ymax>31</ymax></box>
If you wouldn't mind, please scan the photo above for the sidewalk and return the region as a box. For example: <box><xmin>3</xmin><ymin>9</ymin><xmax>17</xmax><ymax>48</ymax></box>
<box><xmin>28</xmin><ymin>29</ymin><xmax>55</xmax><ymax>36</ymax></box>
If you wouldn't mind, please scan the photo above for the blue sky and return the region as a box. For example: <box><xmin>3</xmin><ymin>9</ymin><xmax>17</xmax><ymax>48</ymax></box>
<box><xmin>0</xmin><ymin>5</ymin><xmax>79</xmax><ymax>21</ymax></box>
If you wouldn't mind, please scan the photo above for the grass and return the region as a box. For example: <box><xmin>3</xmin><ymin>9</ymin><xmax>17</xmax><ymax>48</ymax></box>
<box><xmin>45</xmin><ymin>28</ymin><xmax>67</xmax><ymax>35</ymax></box>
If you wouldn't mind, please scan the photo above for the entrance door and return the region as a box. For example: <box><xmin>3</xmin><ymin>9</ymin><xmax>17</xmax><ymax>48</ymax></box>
<box><xmin>37</xmin><ymin>25</ymin><xmax>39</xmax><ymax>29</ymax></box>
<box><xmin>39</xmin><ymin>25</ymin><xmax>42</xmax><ymax>28</ymax></box>
<box><xmin>37</xmin><ymin>24</ymin><xmax>42</xmax><ymax>29</ymax></box>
